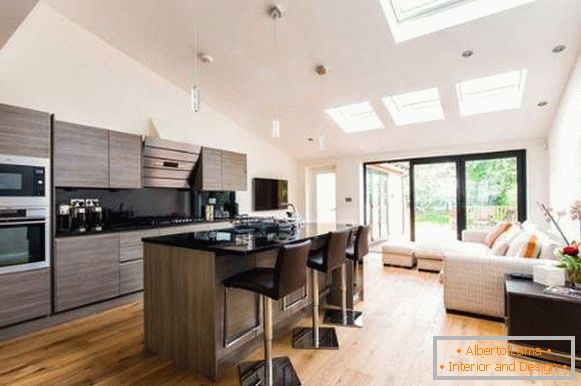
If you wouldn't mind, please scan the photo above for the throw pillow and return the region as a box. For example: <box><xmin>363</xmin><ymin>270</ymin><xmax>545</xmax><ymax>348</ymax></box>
<box><xmin>483</xmin><ymin>222</ymin><xmax>512</xmax><ymax>247</ymax></box>
<box><xmin>506</xmin><ymin>232</ymin><xmax>542</xmax><ymax>258</ymax></box>
<box><xmin>489</xmin><ymin>225</ymin><xmax>522</xmax><ymax>256</ymax></box>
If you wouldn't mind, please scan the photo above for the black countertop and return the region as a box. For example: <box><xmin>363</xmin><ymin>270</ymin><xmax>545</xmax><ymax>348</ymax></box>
<box><xmin>55</xmin><ymin>218</ymin><xmax>232</xmax><ymax>238</ymax></box>
<box><xmin>142</xmin><ymin>223</ymin><xmax>356</xmax><ymax>255</ymax></box>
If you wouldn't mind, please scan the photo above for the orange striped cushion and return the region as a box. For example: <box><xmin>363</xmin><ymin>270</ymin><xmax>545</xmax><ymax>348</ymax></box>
<box><xmin>506</xmin><ymin>232</ymin><xmax>541</xmax><ymax>258</ymax></box>
<box><xmin>484</xmin><ymin>222</ymin><xmax>512</xmax><ymax>247</ymax></box>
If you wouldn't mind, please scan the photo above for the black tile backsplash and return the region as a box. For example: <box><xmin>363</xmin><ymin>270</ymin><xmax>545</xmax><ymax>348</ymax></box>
<box><xmin>55</xmin><ymin>188</ymin><xmax>191</xmax><ymax>218</ymax></box>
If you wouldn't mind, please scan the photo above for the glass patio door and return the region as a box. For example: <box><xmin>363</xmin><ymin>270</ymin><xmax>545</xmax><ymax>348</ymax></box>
<box><xmin>464</xmin><ymin>156</ymin><xmax>519</xmax><ymax>230</ymax></box>
<box><xmin>412</xmin><ymin>161</ymin><xmax>458</xmax><ymax>243</ymax></box>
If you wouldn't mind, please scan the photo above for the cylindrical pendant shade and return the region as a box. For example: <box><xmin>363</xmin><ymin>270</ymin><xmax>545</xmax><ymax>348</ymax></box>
<box><xmin>191</xmin><ymin>86</ymin><xmax>201</xmax><ymax>112</ymax></box>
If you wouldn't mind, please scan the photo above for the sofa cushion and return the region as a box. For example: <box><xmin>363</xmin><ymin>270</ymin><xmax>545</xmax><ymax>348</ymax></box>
<box><xmin>382</xmin><ymin>241</ymin><xmax>416</xmax><ymax>256</ymax></box>
<box><xmin>483</xmin><ymin>222</ymin><xmax>512</xmax><ymax>247</ymax></box>
<box><xmin>489</xmin><ymin>225</ymin><xmax>522</xmax><ymax>256</ymax></box>
<box><xmin>417</xmin><ymin>240</ymin><xmax>489</xmax><ymax>260</ymax></box>
<box><xmin>506</xmin><ymin>232</ymin><xmax>541</xmax><ymax>258</ymax></box>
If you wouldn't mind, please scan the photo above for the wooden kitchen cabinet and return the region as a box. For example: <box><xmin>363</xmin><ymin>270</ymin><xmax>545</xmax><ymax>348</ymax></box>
<box><xmin>54</xmin><ymin>121</ymin><xmax>143</xmax><ymax>189</ymax></box>
<box><xmin>54</xmin><ymin>234</ymin><xmax>120</xmax><ymax>312</ymax></box>
<box><xmin>221</xmin><ymin>150</ymin><xmax>247</xmax><ymax>191</ymax></box>
<box><xmin>194</xmin><ymin>147</ymin><xmax>223</xmax><ymax>191</ymax></box>
<box><xmin>0</xmin><ymin>103</ymin><xmax>51</xmax><ymax>158</ymax></box>
<box><xmin>194</xmin><ymin>147</ymin><xmax>247</xmax><ymax>191</ymax></box>
<box><xmin>0</xmin><ymin>268</ymin><xmax>51</xmax><ymax>328</ymax></box>
<box><xmin>109</xmin><ymin>131</ymin><xmax>142</xmax><ymax>189</ymax></box>
<box><xmin>119</xmin><ymin>229</ymin><xmax>160</xmax><ymax>262</ymax></box>
<box><xmin>120</xmin><ymin>260</ymin><xmax>144</xmax><ymax>295</ymax></box>
<box><xmin>53</xmin><ymin>121</ymin><xmax>109</xmax><ymax>188</ymax></box>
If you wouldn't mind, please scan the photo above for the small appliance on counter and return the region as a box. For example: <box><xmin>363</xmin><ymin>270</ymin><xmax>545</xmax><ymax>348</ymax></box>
<box><xmin>57</xmin><ymin>203</ymin><xmax>72</xmax><ymax>233</ymax></box>
<box><xmin>204</xmin><ymin>205</ymin><xmax>215</xmax><ymax>221</ymax></box>
<box><xmin>85</xmin><ymin>199</ymin><xmax>104</xmax><ymax>232</ymax></box>
<box><xmin>192</xmin><ymin>191</ymin><xmax>236</xmax><ymax>220</ymax></box>
<box><xmin>204</xmin><ymin>197</ymin><xmax>216</xmax><ymax>221</ymax></box>
<box><xmin>58</xmin><ymin>198</ymin><xmax>107</xmax><ymax>233</ymax></box>
<box><xmin>70</xmin><ymin>199</ymin><xmax>87</xmax><ymax>233</ymax></box>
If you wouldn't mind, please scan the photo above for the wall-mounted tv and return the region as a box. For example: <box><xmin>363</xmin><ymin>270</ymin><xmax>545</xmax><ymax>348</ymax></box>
<box><xmin>253</xmin><ymin>178</ymin><xmax>288</xmax><ymax>211</ymax></box>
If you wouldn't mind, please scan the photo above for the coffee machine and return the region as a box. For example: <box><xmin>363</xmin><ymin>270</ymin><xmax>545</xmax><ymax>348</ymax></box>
<box><xmin>86</xmin><ymin>199</ymin><xmax>104</xmax><ymax>232</ymax></box>
<box><xmin>70</xmin><ymin>199</ymin><xmax>87</xmax><ymax>233</ymax></box>
<box><xmin>57</xmin><ymin>203</ymin><xmax>72</xmax><ymax>233</ymax></box>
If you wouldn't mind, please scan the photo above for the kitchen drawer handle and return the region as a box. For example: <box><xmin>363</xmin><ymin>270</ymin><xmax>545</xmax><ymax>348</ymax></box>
<box><xmin>162</xmin><ymin>161</ymin><xmax>179</xmax><ymax>168</ymax></box>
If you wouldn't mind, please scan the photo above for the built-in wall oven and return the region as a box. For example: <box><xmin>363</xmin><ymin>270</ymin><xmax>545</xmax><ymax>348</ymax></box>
<box><xmin>0</xmin><ymin>155</ymin><xmax>50</xmax><ymax>274</ymax></box>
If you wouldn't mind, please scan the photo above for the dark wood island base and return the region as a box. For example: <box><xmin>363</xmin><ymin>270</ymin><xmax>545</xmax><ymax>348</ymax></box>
<box><xmin>143</xmin><ymin>224</ymin><xmax>362</xmax><ymax>381</ymax></box>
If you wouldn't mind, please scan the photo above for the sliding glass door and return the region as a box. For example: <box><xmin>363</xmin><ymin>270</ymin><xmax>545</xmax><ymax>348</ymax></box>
<box><xmin>412</xmin><ymin>161</ymin><xmax>458</xmax><ymax>243</ymax></box>
<box><xmin>364</xmin><ymin>150</ymin><xmax>526</xmax><ymax>242</ymax></box>
<box><xmin>465</xmin><ymin>157</ymin><xmax>519</xmax><ymax>230</ymax></box>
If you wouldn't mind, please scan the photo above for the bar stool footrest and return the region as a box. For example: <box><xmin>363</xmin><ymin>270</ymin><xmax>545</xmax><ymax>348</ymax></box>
<box><xmin>292</xmin><ymin>327</ymin><xmax>340</xmax><ymax>350</ymax></box>
<box><xmin>239</xmin><ymin>356</ymin><xmax>301</xmax><ymax>386</ymax></box>
<box><xmin>323</xmin><ymin>309</ymin><xmax>364</xmax><ymax>328</ymax></box>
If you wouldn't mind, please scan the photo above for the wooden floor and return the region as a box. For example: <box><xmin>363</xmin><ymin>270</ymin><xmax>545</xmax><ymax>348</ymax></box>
<box><xmin>0</xmin><ymin>253</ymin><xmax>578</xmax><ymax>386</ymax></box>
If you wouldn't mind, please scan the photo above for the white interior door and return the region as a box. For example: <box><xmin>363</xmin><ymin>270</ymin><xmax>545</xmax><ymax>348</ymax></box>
<box><xmin>315</xmin><ymin>172</ymin><xmax>337</xmax><ymax>224</ymax></box>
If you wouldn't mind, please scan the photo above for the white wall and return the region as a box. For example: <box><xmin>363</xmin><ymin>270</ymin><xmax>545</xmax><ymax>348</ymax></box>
<box><xmin>300</xmin><ymin>138</ymin><xmax>549</xmax><ymax>228</ymax></box>
<box><xmin>548</xmin><ymin>50</ymin><xmax>581</xmax><ymax>241</ymax></box>
<box><xmin>0</xmin><ymin>2</ymin><xmax>299</xmax><ymax>216</ymax></box>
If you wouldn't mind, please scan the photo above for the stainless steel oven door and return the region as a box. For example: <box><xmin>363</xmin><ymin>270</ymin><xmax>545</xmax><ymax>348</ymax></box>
<box><xmin>0</xmin><ymin>217</ymin><xmax>49</xmax><ymax>274</ymax></box>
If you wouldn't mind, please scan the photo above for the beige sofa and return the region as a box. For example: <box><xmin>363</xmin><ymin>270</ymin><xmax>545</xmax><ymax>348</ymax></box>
<box><xmin>442</xmin><ymin>229</ymin><xmax>559</xmax><ymax>319</ymax></box>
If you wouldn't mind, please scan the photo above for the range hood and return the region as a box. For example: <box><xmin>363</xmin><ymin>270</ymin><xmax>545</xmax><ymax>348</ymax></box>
<box><xmin>142</xmin><ymin>137</ymin><xmax>201</xmax><ymax>189</ymax></box>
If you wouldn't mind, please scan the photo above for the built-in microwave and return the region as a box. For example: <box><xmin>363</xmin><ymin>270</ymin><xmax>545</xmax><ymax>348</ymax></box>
<box><xmin>0</xmin><ymin>162</ymin><xmax>45</xmax><ymax>197</ymax></box>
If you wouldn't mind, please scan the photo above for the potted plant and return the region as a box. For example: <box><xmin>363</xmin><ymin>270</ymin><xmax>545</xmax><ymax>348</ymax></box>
<box><xmin>539</xmin><ymin>200</ymin><xmax>581</xmax><ymax>287</ymax></box>
<box><xmin>556</xmin><ymin>243</ymin><xmax>581</xmax><ymax>288</ymax></box>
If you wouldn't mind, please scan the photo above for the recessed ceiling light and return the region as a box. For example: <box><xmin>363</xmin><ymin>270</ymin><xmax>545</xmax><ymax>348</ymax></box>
<box><xmin>325</xmin><ymin>102</ymin><xmax>384</xmax><ymax>133</ymax></box>
<box><xmin>537</xmin><ymin>101</ymin><xmax>548</xmax><ymax>107</ymax></box>
<box><xmin>383</xmin><ymin>88</ymin><xmax>445</xmax><ymax>126</ymax></box>
<box><xmin>456</xmin><ymin>69</ymin><xmax>527</xmax><ymax>116</ymax></box>
<box><xmin>552</xmin><ymin>45</ymin><xmax>566</xmax><ymax>53</ymax></box>
<box><xmin>379</xmin><ymin>0</ymin><xmax>537</xmax><ymax>43</ymax></box>
<box><xmin>462</xmin><ymin>50</ymin><xmax>474</xmax><ymax>58</ymax></box>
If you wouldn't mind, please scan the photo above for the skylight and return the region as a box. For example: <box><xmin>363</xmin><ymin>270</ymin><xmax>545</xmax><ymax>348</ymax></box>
<box><xmin>379</xmin><ymin>0</ymin><xmax>538</xmax><ymax>43</ymax></box>
<box><xmin>325</xmin><ymin>102</ymin><xmax>384</xmax><ymax>133</ymax></box>
<box><xmin>456</xmin><ymin>69</ymin><xmax>527</xmax><ymax>116</ymax></box>
<box><xmin>383</xmin><ymin>88</ymin><xmax>444</xmax><ymax>126</ymax></box>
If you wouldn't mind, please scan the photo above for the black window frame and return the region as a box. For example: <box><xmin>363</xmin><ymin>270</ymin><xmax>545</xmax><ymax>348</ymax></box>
<box><xmin>363</xmin><ymin>149</ymin><xmax>527</xmax><ymax>241</ymax></box>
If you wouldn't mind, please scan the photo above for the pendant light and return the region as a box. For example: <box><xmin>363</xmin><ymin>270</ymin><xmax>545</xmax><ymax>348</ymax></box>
<box><xmin>191</xmin><ymin>19</ymin><xmax>201</xmax><ymax>112</ymax></box>
<box><xmin>270</xmin><ymin>5</ymin><xmax>282</xmax><ymax>138</ymax></box>
<box><xmin>316</xmin><ymin>65</ymin><xmax>328</xmax><ymax>151</ymax></box>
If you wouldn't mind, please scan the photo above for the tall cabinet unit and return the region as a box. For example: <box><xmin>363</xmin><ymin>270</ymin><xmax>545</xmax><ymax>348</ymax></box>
<box><xmin>0</xmin><ymin>104</ymin><xmax>52</xmax><ymax>328</ymax></box>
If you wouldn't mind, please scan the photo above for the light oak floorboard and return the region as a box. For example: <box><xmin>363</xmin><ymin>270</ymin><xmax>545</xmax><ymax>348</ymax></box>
<box><xmin>0</xmin><ymin>253</ymin><xmax>578</xmax><ymax>385</ymax></box>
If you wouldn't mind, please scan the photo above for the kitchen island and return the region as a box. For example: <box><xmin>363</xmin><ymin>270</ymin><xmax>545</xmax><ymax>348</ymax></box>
<box><xmin>142</xmin><ymin>223</ymin><xmax>363</xmax><ymax>381</ymax></box>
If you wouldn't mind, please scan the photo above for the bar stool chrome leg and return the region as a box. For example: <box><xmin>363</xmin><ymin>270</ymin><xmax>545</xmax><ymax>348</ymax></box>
<box><xmin>264</xmin><ymin>296</ymin><xmax>273</xmax><ymax>386</ymax></box>
<box><xmin>239</xmin><ymin>295</ymin><xmax>301</xmax><ymax>386</ymax></box>
<box><xmin>323</xmin><ymin>263</ymin><xmax>363</xmax><ymax>328</ymax></box>
<box><xmin>292</xmin><ymin>270</ymin><xmax>339</xmax><ymax>349</ymax></box>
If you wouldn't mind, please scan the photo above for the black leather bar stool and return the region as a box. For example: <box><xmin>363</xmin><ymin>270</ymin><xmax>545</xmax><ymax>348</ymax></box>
<box><xmin>292</xmin><ymin>229</ymin><xmax>351</xmax><ymax>350</ymax></box>
<box><xmin>349</xmin><ymin>225</ymin><xmax>370</xmax><ymax>288</ymax></box>
<box><xmin>224</xmin><ymin>240</ymin><xmax>311</xmax><ymax>386</ymax></box>
<box><xmin>324</xmin><ymin>225</ymin><xmax>370</xmax><ymax>328</ymax></box>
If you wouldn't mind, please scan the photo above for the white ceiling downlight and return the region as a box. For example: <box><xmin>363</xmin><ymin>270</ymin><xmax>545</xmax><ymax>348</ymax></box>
<box><xmin>379</xmin><ymin>0</ymin><xmax>539</xmax><ymax>43</ymax></box>
<box><xmin>383</xmin><ymin>88</ymin><xmax>445</xmax><ymax>126</ymax></box>
<box><xmin>326</xmin><ymin>102</ymin><xmax>384</xmax><ymax>133</ymax></box>
<box><xmin>456</xmin><ymin>69</ymin><xmax>527</xmax><ymax>116</ymax></box>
